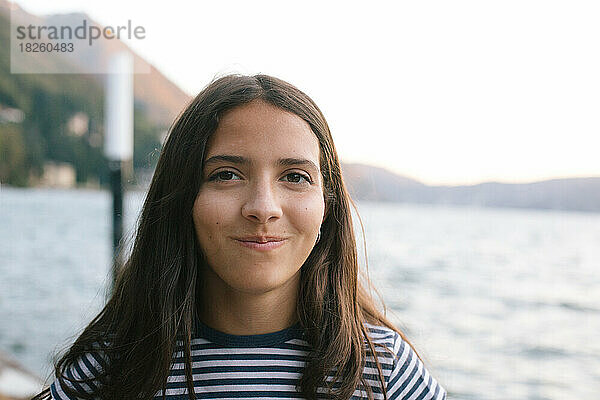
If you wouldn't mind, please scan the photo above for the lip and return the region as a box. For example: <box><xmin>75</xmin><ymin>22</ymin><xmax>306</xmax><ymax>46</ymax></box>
<box><xmin>233</xmin><ymin>236</ymin><xmax>288</xmax><ymax>251</ymax></box>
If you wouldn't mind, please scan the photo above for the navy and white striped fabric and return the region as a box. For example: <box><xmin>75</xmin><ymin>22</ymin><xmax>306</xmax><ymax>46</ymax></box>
<box><xmin>50</xmin><ymin>322</ymin><xmax>446</xmax><ymax>399</ymax></box>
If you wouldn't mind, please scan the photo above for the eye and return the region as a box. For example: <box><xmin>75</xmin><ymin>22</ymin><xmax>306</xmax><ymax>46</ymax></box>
<box><xmin>282</xmin><ymin>172</ymin><xmax>312</xmax><ymax>184</ymax></box>
<box><xmin>208</xmin><ymin>170</ymin><xmax>241</xmax><ymax>182</ymax></box>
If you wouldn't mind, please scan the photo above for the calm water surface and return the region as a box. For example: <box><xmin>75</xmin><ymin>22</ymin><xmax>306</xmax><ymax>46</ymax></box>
<box><xmin>1</xmin><ymin>187</ymin><xmax>599</xmax><ymax>399</ymax></box>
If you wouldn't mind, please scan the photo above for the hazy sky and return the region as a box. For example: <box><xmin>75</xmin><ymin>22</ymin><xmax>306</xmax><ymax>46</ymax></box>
<box><xmin>11</xmin><ymin>0</ymin><xmax>600</xmax><ymax>186</ymax></box>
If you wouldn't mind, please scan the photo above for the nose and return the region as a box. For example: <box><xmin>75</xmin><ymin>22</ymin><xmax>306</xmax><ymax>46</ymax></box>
<box><xmin>241</xmin><ymin>179</ymin><xmax>283</xmax><ymax>224</ymax></box>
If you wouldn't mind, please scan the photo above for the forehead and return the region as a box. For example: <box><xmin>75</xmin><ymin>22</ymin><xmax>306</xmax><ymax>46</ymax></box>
<box><xmin>204</xmin><ymin>100</ymin><xmax>320</xmax><ymax>163</ymax></box>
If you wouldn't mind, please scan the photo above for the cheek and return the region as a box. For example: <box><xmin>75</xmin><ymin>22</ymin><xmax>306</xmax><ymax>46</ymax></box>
<box><xmin>192</xmin><ymin>195</ymin><xmax>230</xmax><ymax>241</ymax></box>
<box><xmin>288</xmin><ymin>192</ymin><xmax>325</xmax><ymax>228</ymax></box>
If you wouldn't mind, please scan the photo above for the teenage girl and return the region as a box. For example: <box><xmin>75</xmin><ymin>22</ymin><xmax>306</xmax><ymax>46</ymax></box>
<box><xmin>35</xmin><ymin>74</ymin><xmax>447</xmax><ymax>400</ymax></box>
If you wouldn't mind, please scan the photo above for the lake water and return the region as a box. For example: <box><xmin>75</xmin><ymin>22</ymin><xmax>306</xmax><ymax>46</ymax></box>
<box><xmin>1</xmin><ymin>187</ymin><xmax>599</xmax><ymax>399</ymax></box>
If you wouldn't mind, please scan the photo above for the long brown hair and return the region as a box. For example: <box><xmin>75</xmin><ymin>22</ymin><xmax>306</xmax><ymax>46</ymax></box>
<box><xmin>34</xmin><ymin>74</ymin><xmax>420</xmax><ymax>400</ymax></box>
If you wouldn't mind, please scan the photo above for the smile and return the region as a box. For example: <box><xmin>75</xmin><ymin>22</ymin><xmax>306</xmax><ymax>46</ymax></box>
<box><xmin>234</xmin><ymin>239</ymin><xmax>287</xmax><ymax>251</ymax></box>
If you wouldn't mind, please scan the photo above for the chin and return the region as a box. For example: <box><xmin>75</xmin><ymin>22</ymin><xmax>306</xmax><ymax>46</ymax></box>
<box><xmin>226</xmin><ymin>269</ymin><xmax>300</xmax><ymax>295</ymax></box>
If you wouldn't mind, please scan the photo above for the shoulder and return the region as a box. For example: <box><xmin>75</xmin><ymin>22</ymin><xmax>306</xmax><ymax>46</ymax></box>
<box><xmin>49</xmin><ymin>349</ymin><xmax>108</xmax><ymax>400</ymax></box>
<box><xmin>363</xmin><ymin>322</ymin><xmax>447</xmax><ymax>400</ymax></box>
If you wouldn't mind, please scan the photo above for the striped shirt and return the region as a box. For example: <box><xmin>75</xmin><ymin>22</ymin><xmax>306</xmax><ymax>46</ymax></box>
<box><xmin>50</xmin><ymin>322</ymin><xmax>446</xmax><ymax>399</ymax></box>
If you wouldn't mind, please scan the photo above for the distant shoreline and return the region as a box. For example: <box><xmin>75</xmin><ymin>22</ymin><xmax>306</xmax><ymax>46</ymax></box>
<box><xmin>3</xmin><ymin>177</ymin><xmax>600</xmax><ymax>214</ymax></box>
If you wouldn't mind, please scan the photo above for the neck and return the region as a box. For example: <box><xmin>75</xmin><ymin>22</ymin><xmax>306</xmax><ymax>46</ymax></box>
<box><xmin>197</xmin><ymin>264</ymin><xmax>300</xmax><ymax>335</ymax></box>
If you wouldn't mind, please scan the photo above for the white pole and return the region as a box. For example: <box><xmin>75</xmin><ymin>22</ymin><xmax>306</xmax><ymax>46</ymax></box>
<box><xmin>104</xmin><ymin>52</ymin><xmax>133</xmax><ymax>290</ymax></box>
<box><xmin>105</xmin><ymin>52</ymin><xmax>134</xmax><ymax>162</ymax></box>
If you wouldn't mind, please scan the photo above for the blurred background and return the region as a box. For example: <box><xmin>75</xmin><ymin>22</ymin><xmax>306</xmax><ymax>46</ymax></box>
<box><xmin>1</xmin><ymin>1</ymin><xmax>599</xmax><ymax>399</ymax></box>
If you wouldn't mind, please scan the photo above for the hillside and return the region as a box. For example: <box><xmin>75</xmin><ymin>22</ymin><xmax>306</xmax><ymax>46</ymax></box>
<box><xmin>2</xmin><ymin>1</ymin><xmax>191</xmax><ymax>126</ymax></box>
<box><xmin>0</xmin><ymin>1</ymin><xmax>191</xmax><ymax>186</ymax></box>
<box><xmin>342</xmin><ymin>163</ymin><xmax>600</xmax><ymax>213</ymax></box>
<box><xmin>39</xmin><ymin>11</ymin><xmax>191</xmax><ymax>126</ymax></box>
<box><xmin>0</xmin><ymin>7</ymin><xmax>105</xmax><ymax>185</ymax></box>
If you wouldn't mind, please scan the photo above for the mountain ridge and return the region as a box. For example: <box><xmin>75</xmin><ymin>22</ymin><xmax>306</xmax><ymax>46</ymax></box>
<box><xmin>342</xmin><ymin>163</ymin><xmax>600</xmax><ymax>213</ymax></box>
<box><xmin>1</xmin><ymin>1</ymin><xmax>191</xmax><ymax>126</ymax></box>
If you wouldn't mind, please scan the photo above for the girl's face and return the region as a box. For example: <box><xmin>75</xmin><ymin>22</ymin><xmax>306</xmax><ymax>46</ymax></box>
<box><xmin>192</xmin><ymin>100</ymin><xmax>325</xmax><ymax>296</ymax></box>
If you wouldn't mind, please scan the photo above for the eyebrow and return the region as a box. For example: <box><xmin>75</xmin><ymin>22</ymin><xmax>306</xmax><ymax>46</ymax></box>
<box><xmin>203</xmin><ymin>154</ymin><xmax>320</xmax><ymax>172</ymax></box>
